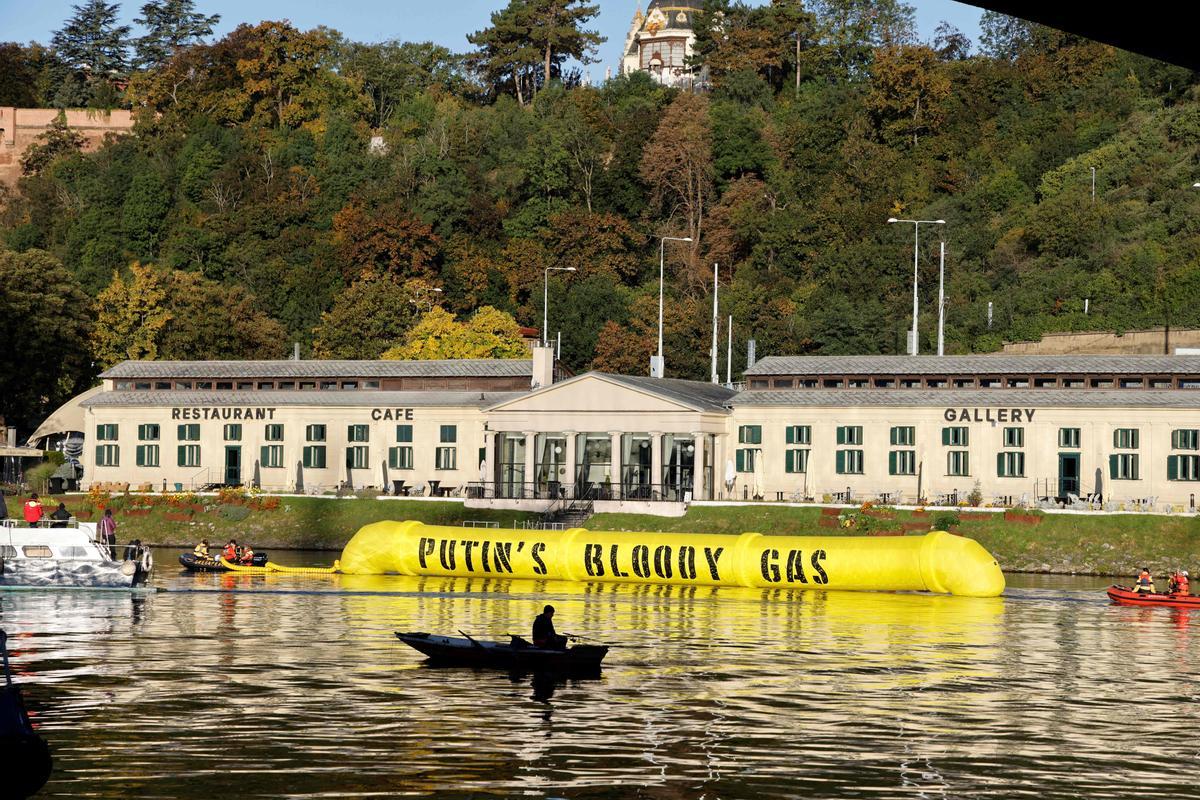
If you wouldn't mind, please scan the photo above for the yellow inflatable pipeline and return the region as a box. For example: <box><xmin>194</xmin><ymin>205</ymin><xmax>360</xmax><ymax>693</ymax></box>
<box><xmin>338</xmin><ymin>522</ymin><xmax>1005</xmax><ymax>597</ymax></box>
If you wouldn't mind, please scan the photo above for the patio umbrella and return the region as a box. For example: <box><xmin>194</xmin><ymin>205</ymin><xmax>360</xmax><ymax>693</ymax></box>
<box><xmin>294</xmin><ymin>461</ymin><xmax>304</xmax><ymax>494</ymax></box>
<box><xmin>251</xmin><ymin>459</ymin><xmax>261</xmax><ymax>490</ymax></box>
<box><xmin>1094</xmin><ymin>467</ymin><xmax>1103</xmax><ymax>500</ymax></box>
<box><xmin>724</xmin><ymin>459</ymin><xmax>736</xmax><ymax>493</ymax></box>
<box><xmin>380</xmin><ymin>458</ymin><xmax>389</xmax><ymax>494</ymax></box>
<box><xmin>752</xmin><ymin>450</ymin><xmax>765</xmax><ymax>499</ymax></box>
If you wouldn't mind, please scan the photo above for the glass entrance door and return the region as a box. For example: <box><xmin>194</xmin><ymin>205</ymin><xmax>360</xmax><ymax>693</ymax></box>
<box><xmin>225</xmin><ymin>446</ymin><xmax>241</xmax><ymax>486</ymax></box>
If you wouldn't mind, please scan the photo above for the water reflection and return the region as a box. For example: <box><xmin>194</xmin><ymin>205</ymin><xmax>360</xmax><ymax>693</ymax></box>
<box><xmin>0</xmin><ymin>558</ymin><xmax>1196</xmax><ymax>798</ymax></box>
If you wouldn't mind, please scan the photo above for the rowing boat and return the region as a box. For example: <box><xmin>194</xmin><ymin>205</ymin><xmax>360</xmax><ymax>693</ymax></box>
<box><xmin>395</xmin><ymin>631</ymin><xmax>608</xmax><ymax>673</ymax></box>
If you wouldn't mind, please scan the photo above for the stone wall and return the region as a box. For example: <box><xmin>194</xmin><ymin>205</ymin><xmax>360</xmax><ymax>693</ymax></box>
<box><xmin>0</xmin><ymin>107</ymin><xmax>135</xmax><ymax>187</ymax></box>
<box><xmin>1001</xmin><ymin>328</ymin><xmax>1200</xmax><ymax>355</ymax></box>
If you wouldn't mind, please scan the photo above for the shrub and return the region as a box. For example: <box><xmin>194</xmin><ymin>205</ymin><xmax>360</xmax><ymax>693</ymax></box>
<box><xmin>24</xmin><ymin>461</ymin><xmax>58</xmax><ymax>492</ymax></box>
<box><xmin>967</xmin><ymin>480</ymin><xmax>983</xmax><ymax>507</ymax></box>
<box><xmin>218</xmin><ymin>504</ymin><xmax>251</xmax><ymax>522</ymax></box>
<box><xmin>932</xmin><ymin>511</ymin><xmax>960</xmax><ymax>530</ymax></box>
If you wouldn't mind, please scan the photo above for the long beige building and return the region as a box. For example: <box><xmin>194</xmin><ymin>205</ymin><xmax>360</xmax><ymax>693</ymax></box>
<box><xmin>68</xmin><ymin>351</ymin><xmax>1200</xmax><ymax>513</ymax></box>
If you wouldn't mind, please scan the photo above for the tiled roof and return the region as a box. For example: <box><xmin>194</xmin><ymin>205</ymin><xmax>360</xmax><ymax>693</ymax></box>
<box><xmin>81</xmin><ymin>391</ymin><xmax>526</xmax><ymax>409</ymax></box>
<box><xmin>101</xmin><ymin>359</ymin><xmax>533</xmax><ymax>380</ymax></box>
<box><xmin>598</xmin><ymin>373</ymin><xmax>737</xmax><ymax>412</ymax></box>
<box><xmin>731</xmin><ymin>389</ymin><xmax>1200</xmax><ymax>409</ymax></box>
<box><xmin>745</xmin><ymin>355</ymin><xmax>1200</xmax><ymax>376</ymax></box>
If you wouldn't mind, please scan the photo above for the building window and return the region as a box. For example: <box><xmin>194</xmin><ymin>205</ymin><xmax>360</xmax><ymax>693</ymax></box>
<box><xmin>346</xmin><ymin>446</ymin><xmax>369</xmax><ymax>470</ymax></box>
<box><xmin>175</xmin><ymin>381</ymin><xmax>192</xmax><ymax>390</ymax></box>
<box><xmin>1003</xmin><ymin>427</ymin><xmax>1024</xmax><ymax>448</ymax></box>
<box><xmin>396</xmin><ymin>425</ymin><xmax>413</xmax><ymax>443</ymax></box>
<box><xmin>237</xmin><ymin>382</ymin><xmax>252</xmax><ymax>391</ymax></box>
<box><xmin>135</xmin><ymin>444</ymin><xmax>159</xmax><ymax>468</ymax></box>
<box><xmin>137</xmin><ymin>424</ymin><xmax>159</xmax><ymax>441</ymax></box>
<box><xmin>134</xmin><ymin>382</ymin><xmax>151</xmax><ymax>391</ymax></box>
<box><xmin>440</xmin><ymin>425</ymin><xmax>458</xmax><ymax>443</ymax></box>
<box><xmin>300</xmin><ymin>382</ymin><xmax>316</xmax><ymax>390</ymax></box>
<box><xmin>738</xmin><ymin>425</ymin><xmax>762</xmax><ymax>445</ymax></box>
<box><xmin>784</xmin><ymin>449</ymin><xmax>809</xmax><ymax>474</ymax></box>
<box><xmin>303</xmin><ymin>446</ymin><xmax>326</xmax><ymax>469</ymax></box>
<box><xmin>947</xmin><ymin>451</ymin><xmax>970</xmax><ymax>476</ymax></box>
<box><xmin>364</xmin><ymin>380</ymin><xmax>381</xmax><ymax>389</ymax></box>
<box><xmin>942</xmin><ymin>426</ymin><xmax>968</xmax><ymax>447</ymax></box>
<box><xmin>435</xmin><ymin>447</ymin><xmax>457</xmax><ymax>470</ymax></box>
<box><xmin>306</xmin><ymin>424</ymin><xmax>326</xmax><ymax>442</ymax></box>
<box><xmin>95</xmin><ymin>444</ymin><xmax>119</xmax><ymax>467</ymax></box>
<box><xmin>1113</xmin><ymin>428</ymin><xmax>1139</xmax><ymax>449</ymax></box>
<box><xmin>735</xmin><ymin>448</ymin><xmax>758</xmax><ymax>473</ymax></box>
<box><xmin>1172</xmin><ymin>429</ymin><xmax>1200</xmax><ymax>450</ymax></box>
<box><xmin>785</xmin><ymin>425</ymin><xmax>811</xmax><ymax>445</ymax></box>
<box><xmin>1059</xmin><ymin>428</ymin><xmax>1081</xmax><ymax>449</ymax></box>
<box><xmin>224</xmin><ymin>424</ymin><xmax>242</xmax><ymax>441</ymax></box>
<box><xmin>890</xmin><ymin>426</ymin><xmax>914</xmax><ymax>446</ymax></box>
<box><xmin>321</xmin><ymin>381</ymin><xmax>338</xmax><ymax>390</ymax></box>
<box><xmin>889</xmin><ymin>450</ymin><xmax>916</xmax><ymax>475</ymax></box>
<box><xmin>997</xmin><ymin>451</ymin><xmax>1025</xmax><ymax>478</ymax></box>
<box><xmin>265</xmin><ymin>424</ymin><xmax>284</xmax><ymax>442</ymax></box>
<box><xmin>96</xmin><ymin>424</ymin><xmax>119</xmax><ymax>441</ymax></box>
<box><xmin>196</xmin><ymin>381</ymin><xmax>212</xmax><ymax>390</ymax></box>
<box><xmin>257</xmin><ymin>382</ymin><xmax>274</xmax><ymax>390</ymax></box>
<box><xmin>260</xmin><ymin>445</ymin><xmax>284</xmax><ymax>469</ymax></box>
<box><xmin>341</xmin><ymin>382</ymin><xmax>358</xmax><ymax>390</ymax></box>
<box><xmin>348</xmin><ymin>425</ymin><xmax>369</xmax><ymax>443</ymax></box>
<box><xmin>1168</xmin><ymin>455</ymin><xmax>1200</xmax><ymax>481</ymax></box>
<box><xmin>216</xmin><ymin>382</ymin><xmax>233</xmax><ymax>390</ymax></box>
<box><xmin>279</xmin><ymin>381</ymin><xmax>296</xmax><ymax>390</ymax></box>
<box><xmin>836</xmin><ymin>426</ymin><xmax>863</xmax><ymax>446</ymax></box>
<box><xmin>177</xmin><ymin>445</ymin><xmax>201</xmax><ymax>468</ymax></box>
<box><xmin>836</xmin><ymin>450</ymin><xmax>864</xmax><ymax>474</ymax></box>
<box><xmin>1109</xmin><ymin>453</ymin><xmax>1139</xmax><ymax>480</ymax></box>
<box><xmin>389</xmin><ymin>446</ymin><xmax>414</xmax><ymax>470</ymax></box>
<box><xmin>177</xmin><ymin>424</ymin><xmax>200</xmax><ymax>441</ymax></box>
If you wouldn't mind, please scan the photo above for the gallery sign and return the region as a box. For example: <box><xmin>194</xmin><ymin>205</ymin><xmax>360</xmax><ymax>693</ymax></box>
<box><xmin>943</xmin><ymin>407</ymin><xmax>1037</xmax><ymax>423</ymax></box>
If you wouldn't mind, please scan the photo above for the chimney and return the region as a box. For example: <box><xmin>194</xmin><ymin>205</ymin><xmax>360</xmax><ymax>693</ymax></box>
<box><xmin>746</xmin><ymin>339</ymin><xmax>757</xmax><ymax>371</ymax></box>
<box><xmin>531</xmin><ymin>345</ymin><xmax>555</xmax><ymax>390</ymax></box>
<box><xmin>293</xmin><ymin>342</ymin><xmax>301</xmax><ymax>360</ymax></box>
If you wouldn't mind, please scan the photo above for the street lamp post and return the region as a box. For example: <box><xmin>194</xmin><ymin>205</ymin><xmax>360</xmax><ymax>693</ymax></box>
<box><xmin>655</xmin><ymin>236</ymin><xmax>693</xmax><ymax>378</ymax></box>
<box><xmin>887</xmin><ymin>218</ymin><xmax>945</xmax><ymax>356</ymax></box>
<box><xmin>543</xmin><ymin>266</ymin><xmax>576</xmax><ymax>347</ymax></box>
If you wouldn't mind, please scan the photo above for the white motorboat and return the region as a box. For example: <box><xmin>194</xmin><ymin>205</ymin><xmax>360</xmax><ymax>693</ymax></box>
<box><xmin>0</xmin><ymin>520</ymin><xmax>152</xmax><ymax>589</ymax></box>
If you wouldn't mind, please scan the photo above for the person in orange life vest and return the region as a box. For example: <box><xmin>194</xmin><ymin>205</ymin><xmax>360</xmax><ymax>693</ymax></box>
<box><xmin>23</xmin><ymin>493</ymin><xmax>43</xmax><ymax>527</ymax></box>
<box><xmin>1168</xmin><ymin>570</ymin><xmax>1190</xmax><ymax>596</ymax></box>
<box><xmin>239</xmin><ymin>544</ymin><xmax>255</xmax><ymax>565</ymax></box>
<box><xmin>1134</xmin><ymin>567</ymin><xmax>1155</xmax><ymax>594</ymax></box>
<box><xmin>222</xmin><ymin>540</ymin><xmax>238</xmax><ymax>562</ymax></box>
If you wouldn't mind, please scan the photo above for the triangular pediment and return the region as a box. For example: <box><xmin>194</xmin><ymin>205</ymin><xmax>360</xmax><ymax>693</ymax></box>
<box><xmin>487</xmin><ymin>373</ymin><xmax>705</xmax><ymax>414</ymax></box>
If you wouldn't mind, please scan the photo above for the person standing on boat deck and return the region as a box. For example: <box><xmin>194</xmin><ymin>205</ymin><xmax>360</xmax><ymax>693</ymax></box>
<box><xmin>1134</xmin><ymin>567</ymin><xmax>1155</xmax><ymax>594</ymax></box>
<box><xmin>97</xmin><ymin>508</ymin><xmax>117</xmax><ymax>559</ymax></box>
<box><xmin>532</xmin><ymin>605</ymin><xmax>568</xmax><ymax>650</ymax></box>
<box><xmin>22</xmin><ymin>493</ymin><xmax>43</xmax><ymax>527</ymax></box>
<box><xmin>49</xmin><ymin>502</ymin><xmax>71</xmax><ymax>528</ymax></box>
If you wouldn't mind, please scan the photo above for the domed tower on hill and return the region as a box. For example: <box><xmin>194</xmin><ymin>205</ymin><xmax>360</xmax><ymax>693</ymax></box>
<box><xmin>620</xmin><ymin>1</ymin><xmax>704</xmax><ymax>88</ymax></box>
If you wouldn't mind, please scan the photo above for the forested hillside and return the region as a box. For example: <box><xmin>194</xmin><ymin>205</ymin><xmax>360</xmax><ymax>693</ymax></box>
<box><xmin>2</xmin><ymin>0</ymin><xmax>1200</xmax><ymax>430</ymax></box>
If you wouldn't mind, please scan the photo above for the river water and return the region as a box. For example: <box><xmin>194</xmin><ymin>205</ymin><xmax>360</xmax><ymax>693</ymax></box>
<box><xmin>1</xmin><ymin>548</ymin><xmax>1196</xmax><ymax>799</ymax></box>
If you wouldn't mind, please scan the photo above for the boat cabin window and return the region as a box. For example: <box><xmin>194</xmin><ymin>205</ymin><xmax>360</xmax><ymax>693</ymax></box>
<box><xmin>60</xmin><ymin>546</ymin><xmax>88</xmax><ymax>557</ymax></box>
<box><xmin>0</xmin><ymin>545</ymin><xmax>16</xmax><ymax>558</ymax></box>
<box><xmin>22</xmin><ymin>546</ymin><xmax>53</xmax><ymax>558</ymax></box>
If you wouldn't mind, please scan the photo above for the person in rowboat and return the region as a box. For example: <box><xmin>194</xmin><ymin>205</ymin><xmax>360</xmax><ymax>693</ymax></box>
<box><xmin>239</xmin><ymin>544</ymin><xmax>255</xmax><ymax>565</ymax></box>
<box><xmin>1134</xmin><ymin>567</ymin><xmax>1155</xmax><ymax>594</ymax></box>
<box><xmin>532</xmin><ymin>605</ymin><xmax>568</xmax><ymax>650</ymax></box>
<box><xmin>222</xmin><ymin>540</ymin><xmax>238</xmax><ymax>562</ymax></box>
<box><xmin>1168</xmin><ymin>570</ymin><xmax>1190</xmax><ymax>596</ymax></box>
<box><xmin>193</xmin><ymin>539</ymin><xmax>210</xmax><ymax>557</ymax></box>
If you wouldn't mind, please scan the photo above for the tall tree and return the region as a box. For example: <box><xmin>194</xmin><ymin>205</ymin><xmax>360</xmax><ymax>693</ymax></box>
<box><xmin>525</xmin><ymin>0</ymin><xmax>603</xmax><ymax>89</ymax></box>
<box><xmin>866</xmin><ymin>45</ymin><xmax>951</xmax><ymax>146</ymax></box>
<box><xmin>338</xmin><ymin>40</ymin><xmax>463</xmax><ymax>128</ymax></box>
<box><xmin>0</xmin><ymin>44</ymin><xmax>40</xmax><ymax>107</ymax></box>
<box><xmin>383</xmin><ymin>306</ymin><xmax>528</xmax><ymax>360</ymax></box>
<box><xmin>0</xmin><ymin>250</ymin><xmax>92</xmax><ymax>431</ymax></box>
<box><xmin>91</xmin><ymin>262</ymin><xmax>172</xmax><ymax>368</ymax></box>
<box><xmin>311</xmin><ymin>274</ymin><xmax>425</xmax><ymax>359</ymax></box>
<box><xmin>331</xmin><ymin>198</ymin><xmax>441</xmax><ymax>281</ymax></box>
<box><xmin>467</xmin><ymin>2</ymin><xmax>541</xmax><ymax>105</ymax></box>
<box><xmin>132</xmin><ymin>0</ymin><xmax>220</xmax><ymax>70</ymax></box>
<box><xmin>51</xmin><ymin>0</ymin><xmax>131</xmax><ymax>105</ymax></box>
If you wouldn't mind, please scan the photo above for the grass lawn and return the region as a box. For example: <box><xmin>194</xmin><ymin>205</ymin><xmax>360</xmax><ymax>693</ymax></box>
<box><xmin>586</xmin><ymin>505</ymin><xmax>1200</xmax><ymax>576</ymax></box>
<box><xmin>48</xmin><ymin>494</ymin><xmax>538</xmax><ymax>550</ymax></box>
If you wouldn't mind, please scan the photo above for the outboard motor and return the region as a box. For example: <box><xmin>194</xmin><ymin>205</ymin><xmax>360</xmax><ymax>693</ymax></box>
<box><xmin>123</xmin><ymin>539</ymin><xmax>142</xmax><ymax>561</ymax></box>
<box><xmin>0</xmin><ymin>630</ymin><xmax>53</xmax><ymax>799</ymax></box>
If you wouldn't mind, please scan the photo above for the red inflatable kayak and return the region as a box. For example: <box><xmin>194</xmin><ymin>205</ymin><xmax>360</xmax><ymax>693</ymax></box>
<box><xmin>1107</xmin><ymin>585</ymin><xmax>1200</xmax><ymax>608</ymax></box>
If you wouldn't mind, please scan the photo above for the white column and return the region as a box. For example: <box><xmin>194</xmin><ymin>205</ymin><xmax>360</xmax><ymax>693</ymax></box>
<box><xmin>651</xmin><ymin>432</ymin><xmax>664</xmax><ymax>496</ymax></box>
<box><xmin>482</xmin><ymin>431</ymin><xmax>496</xmax><ymax>495</ymax></box>
<box><xmin>523</xmin><ymin>431</ymin><xmax>536</xmax><ymax>498</ymax></box>
<box><xmin>692</xmin><ymin>432</ymin><xmax>706</xmax><ymax>500</ymax></box>
<box><xmin>609</xmin><ymin>431</ymin><xmax>622</xmax><ymax>499</ymax></box>
<box><xmin>563</xmin><ymin>431</ymin><xmax>577</xmax><ymax>498</ymax></box>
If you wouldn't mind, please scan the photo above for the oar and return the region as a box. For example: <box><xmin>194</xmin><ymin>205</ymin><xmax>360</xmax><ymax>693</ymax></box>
<box><xmin>457</xmin><ymin>629</ymin><xmax>484</xmax><ymax>649</ymax></box>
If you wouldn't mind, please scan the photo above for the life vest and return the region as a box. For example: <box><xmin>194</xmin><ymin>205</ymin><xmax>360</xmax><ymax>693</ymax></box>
<box><xmin>240</xmin><ymin>549</ymin><xmax>254</xmax><ymax>564</ymax></box>
<box><xmin>1136</xmin><ymin>571</ymin><xmax>1154</xmax><ymax>592</ymax></box>
<box><xmin>222</xmin><ymin>544</ymin><xmax>237</xmax><ymax>561</ymax></box>
<box><xmin>194</xmin><ymin>544</ymin><xmax>208</xmax><ymax>557</ymax></box>
<box><xmin>23</xmin><ymin>500</ymin><xmax>42</xmax><ymax>523</ymax></box>
<box><xmin>1174</xmin><ymin>576</ymin><xmax>1190</xmax><ymax>595</ymax></box>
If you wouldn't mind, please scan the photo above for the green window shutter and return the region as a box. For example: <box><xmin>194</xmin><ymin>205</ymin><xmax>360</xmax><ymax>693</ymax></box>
<box><xmin>836</xmin><ymin>427</ymin><xmax>845</xmax><ymax>445</ymax></box>
<box><xmin>1168</xmin><ymin>455</ymin><xmax>1179</xmax><ymax>481</ymax></box>
<box><xmin>836</xmin><ymin>450</ymin><xmax>846</xmax><ymax>473</ymax></box>
<box><xmin>888</xmin><ymin>451</ymin><xmax>897</xmax><ymax>475</ymax></box>
<box><xmin>786</xmin><ymin>426</ymin><xmax>795</xmax><ymax>445</ymax></box>
<box><xmin>1113</xmin><ymin>430</ymin><xmax>1120</xmax><ymax>449</ymax></box>
<box><xmin>1109</xmin><ymin>454</ymin><xmax>1118</xmax><ymax>479</ymax></box>
<box><xmin>1131</xmin><ymin>430</ymin><xmax>1139</xmax><ymax>449</ymax></box>
<box><xmin>178</xmin><ymin>445</ymin><xmax>186</xmax><ymax>466</ymax></box>
<box><xmin>736</xmin><ymin>449</ymin><xmax>745</xmax><ymax>472</ymax></box>
<box><xmin>941</xmin><ymin>427</ymin><xmax>950</xmax><ymax>446</ymax></box>
<box><xmin>997</xmin><ymin>452</ymin><xmax>1005</xmax><ymax>477</ymax></box>
<box><xmin>1172</xmin><ymin>430</ymin><xmax>1181</xmax><ymax>449</ymax></box>
<box><xmin>785</xmin><ymin>450</ymin><xmax>794</xmax><ymax>473</ymax></box>
<box><xmin>95</xmin><ymin>445</ymin><xmax>103</xmax><ymax>465</ymax></box>
<box><xmin>751</xmin><ymin>426</ymin><xmax>761</xmax><ymax>445</ymax></box>
<box><xmin>1131</xmin><ymin>455</ymin><xmax>1140</xmax><ymax>480</ymax></box>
